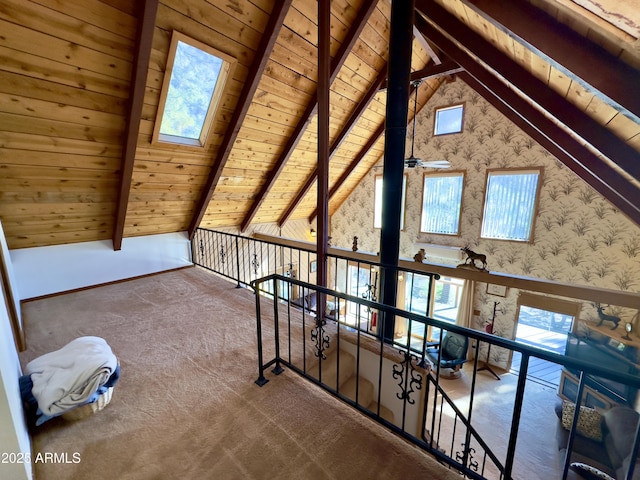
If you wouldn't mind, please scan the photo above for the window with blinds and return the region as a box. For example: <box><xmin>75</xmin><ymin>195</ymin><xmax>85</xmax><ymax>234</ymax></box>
<box><xmin>480</xmin><ymin>168</ymin><xmax>542</xmax><ymax>241</ymax></box>
<box><xmin>420</xmin><ymin>172</ymin><xmax>464</xmax><ymax>235</ymax></box>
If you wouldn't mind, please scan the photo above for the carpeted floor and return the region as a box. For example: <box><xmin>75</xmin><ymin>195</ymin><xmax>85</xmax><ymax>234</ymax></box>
<box><xmin>19</xmin><ymin>267</ymin><xmax>462</xmax><ymax>480</ymax></box>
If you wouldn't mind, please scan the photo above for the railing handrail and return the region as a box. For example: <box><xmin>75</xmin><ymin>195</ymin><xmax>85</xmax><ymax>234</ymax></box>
<box><xmin>252</xmin><ymin>273</ymin><xmax>640</xmax><ymax>390</ymax></box>
<box><xmin>194</xmin><ymin>228</ymin><xmax>640</xmax><ymax>479</ymax></box>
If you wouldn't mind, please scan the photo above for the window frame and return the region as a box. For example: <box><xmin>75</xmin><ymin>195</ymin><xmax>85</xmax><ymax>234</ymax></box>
<box><xmin>433</xmin><ymin>103</ymin><xmax>465</xmax><ymax>136</ymax></box>
<box><xmin>480</xmin><ymin>167</ymin><xmax>543</xmax><ymax>243</ymax></box>
<box><xmin>152</xmin><ymin>31</ymin><xmax>235</xmax><ymax>148</ymax></box>
<box><xmin>374</xmin><ymin>173</ymin><xmax>407</xmax><ymax>230</ymax></box>
<box><xmin>419</xmin><ymin>170</ymin><xmax>465</xmax><ymax>236</ymax></box>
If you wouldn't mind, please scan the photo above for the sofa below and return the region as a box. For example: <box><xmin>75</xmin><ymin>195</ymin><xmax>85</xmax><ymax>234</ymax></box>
<box><xmin>555</xmin><ymin>400</ymin><xmax>640</xmax><ymax>479</ymax></box>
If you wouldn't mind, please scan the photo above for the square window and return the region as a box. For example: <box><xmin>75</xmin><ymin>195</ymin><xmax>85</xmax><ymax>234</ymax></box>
<box><xmin>434</xmin><ymin>104</ymin><xmax>464</xmax><ymax>136</ymax></box>
<box><xmin>480</xmin><ymin>169</ymin><xmax>542</xmax><ymax>242</ymax></box>
<box><xmin>153</xmin><ymin>32</ymin><xmax>235</xmax><ymax>147</ymax></box>
<box><xmin>374</xmin><ymin>174</ymin><xmax>407</xmax><ymax>230</ymax></box>
<box><xmin>420</xmin><ymin>172</ymin><xmax>464</xmax><ymax>235</ymax></box>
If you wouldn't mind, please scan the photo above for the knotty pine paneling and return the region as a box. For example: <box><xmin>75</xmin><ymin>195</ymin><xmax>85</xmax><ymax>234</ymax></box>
<box><xmin>0</xmin><ymin>0</ymin><xmax>135</xmax><ymax>248</ymax></box>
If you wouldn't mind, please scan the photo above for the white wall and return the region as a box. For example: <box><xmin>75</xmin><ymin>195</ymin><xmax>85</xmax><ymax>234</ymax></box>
<box><xmin>0</xmin><ymin>262</ymin><xmax>32</xmax><ymax>480</ymax></box>
<box><xmin>11</xmin><ymin>232</ymin><xmax>193</xmax><ymax>300</ymax></box>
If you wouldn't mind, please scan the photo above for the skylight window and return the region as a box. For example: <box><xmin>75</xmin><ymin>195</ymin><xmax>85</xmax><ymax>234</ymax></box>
<box><xmin>153</xmin><ymin>32</ymin><xmax>235</xmax><ymax>147</ymax></box>
<box><xmin>434</xmin><ymin>104</ymin><xmax>464</xmax><ymax>136</ymax></box>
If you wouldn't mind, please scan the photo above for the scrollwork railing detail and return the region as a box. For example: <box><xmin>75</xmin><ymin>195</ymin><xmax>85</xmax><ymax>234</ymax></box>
<box><xmin>392</xmin><ymin>350</ymin><xmax>423</xmax><ymax>405</ymax></box>
<box><xmin>310</xmin><ymin>323</ymin><xmax>331</xmax><ymax>360</ymax></box>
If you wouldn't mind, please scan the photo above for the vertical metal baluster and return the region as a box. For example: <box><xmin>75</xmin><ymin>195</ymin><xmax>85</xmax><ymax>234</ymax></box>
<box><xmin>504</xmin><ymin>353</ymin><xmax>530</xmax><ymax>479</ymax></box>
<box><xmin>235</xmin><ymin>235</ymin><xmax>241</xmax><ymax>287</ymax></box>
<box><xmin>272</xmin><ymin>278</ymin><xmax>284</xmax><ymax>375</ymax></box>
<box><xmin>254</xmin><ymin>281</ymin><xmax>268</xmax><ymax>386</ymax></box>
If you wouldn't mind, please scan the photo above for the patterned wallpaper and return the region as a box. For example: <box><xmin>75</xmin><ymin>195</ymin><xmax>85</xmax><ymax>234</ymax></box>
<box><xmin>330</xmin><ymin>78</ymin><xmax>640</xmax><ymax>367</ymax></box>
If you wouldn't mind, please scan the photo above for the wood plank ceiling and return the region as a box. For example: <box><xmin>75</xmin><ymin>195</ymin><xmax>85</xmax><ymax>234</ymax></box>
<box><xmin>0</xmin><ymin>0</ymin><xmax>638</xmax><ymax>250</ymax></box>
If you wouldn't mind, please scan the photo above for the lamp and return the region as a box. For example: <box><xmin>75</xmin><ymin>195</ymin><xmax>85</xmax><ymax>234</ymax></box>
<box><xmin>310</xmin><ymin>228</ymin><xmax>316</xmax><ymax>238</ymax></box>
<box><xmin>623</xmin><ymin>322</ymin><xmax>633</xmax><ymax>340</ymax></box>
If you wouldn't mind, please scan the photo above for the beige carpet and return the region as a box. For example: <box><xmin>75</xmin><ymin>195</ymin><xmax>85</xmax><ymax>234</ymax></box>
<box><xmin>20</xmin><ymin>267</ymin><xmax>461</xmax><ymax>480</ymax></box>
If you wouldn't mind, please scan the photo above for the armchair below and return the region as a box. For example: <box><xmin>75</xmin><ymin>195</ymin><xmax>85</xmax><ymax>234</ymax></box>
<box><xmin>427</xmin><ymin>331</ymin><xmax>469</xmax><ymax>378</ymax></box>
<box><xmin>290</xmin><ymin>291</ymin><xmax>342</xmax><ymax>321</ymax></box>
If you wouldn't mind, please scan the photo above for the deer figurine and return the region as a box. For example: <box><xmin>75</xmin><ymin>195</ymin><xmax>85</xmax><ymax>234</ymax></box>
<box><xmin>461</xmin><ymin>246</ymin><xmax>488</xmax><ymax>271</ymax></box>
<box><xmin>595</xmin><ymin>303</ymin><xmax>621</xmax><ymax>330</ymax></box>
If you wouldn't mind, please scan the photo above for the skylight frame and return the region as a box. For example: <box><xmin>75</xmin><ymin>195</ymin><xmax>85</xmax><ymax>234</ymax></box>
<box><xmin>152</xmin><ymin>31</ymin><xmax>235</xmax><ymax>148</ymax></box>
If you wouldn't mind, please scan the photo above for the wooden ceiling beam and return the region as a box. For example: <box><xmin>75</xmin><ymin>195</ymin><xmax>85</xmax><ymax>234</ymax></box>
<box><xmin>413</xmin><ymin>10</ymin><xmax>640</xmax><ymax>224</ymax></box>
<box><xmin>307</xmin><ymin>83</ymin><xmax>420</xmax><ymax>224</ymax></box>
<box><xmin>301</xmin><ymin>59</ymin><xmax>461</xmax><ymax>224</ymax></box>
<box><xmin>278</xmin><ymin>66</ymin><xmax>388</xmax><ymax>227</ymax></box>
<box><xmin>464</xmin><ymin>0</ymin><xmax>640</xmax><ymax>123</ymax></box>
<box><xmin>380</xmin><ymin>60</ymin><xmax>463</xmax><ymax>90</ymax></box>
<box><xmin>113</xmin><ymin>0</ymin><xmax>159</xmax><ymax>251</ymax></box>
<box><xmin>306</xmin><ymin>60</ymin><xmax>462</xmax><ymax>222</ymax></box>
<box><xmin>460</xmin><ymin>72</ymin><xmax>640</xmax><ymax>224</ymax></box>
<box><xmin>239</xmin><ymin>0</ymin><xmax>379</xmax><ymax>233</ymax></box>
<box><xmin>415</xmin><ymin>0</ymin><xmax>640</xmax><ymax>183</ymax></box>
<box><xmin>187</xmin><ymin>0</ymin><xmax>293</xmax><ymax>238</ymax></box>
<box><xmin>413</xmin><ymin>24</ymin><xmax>441</xmax><ymax>65</ymax></box>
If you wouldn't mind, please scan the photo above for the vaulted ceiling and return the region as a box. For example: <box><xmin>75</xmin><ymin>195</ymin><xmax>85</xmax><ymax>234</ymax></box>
<box><xmin>0</xmin><ymin>0</ymin><xmax>638</xmax><ymax>250</ymax></box>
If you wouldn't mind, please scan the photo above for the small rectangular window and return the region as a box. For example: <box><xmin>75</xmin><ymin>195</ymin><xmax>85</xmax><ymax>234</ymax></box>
<box><xmin>434</xmin><ymin>104</ymin><xmax>464</xmax><ymax>136</ymax></box>
<box><xmin>153</xmin><ymin>32</ymin><xmax>235</xmax><ymax>147</ymax></box>
<box><xmin>480</xmin><ymin>168</ymin><xmax>542</xmax><ymax>242</ymax></box>
<box><xmin>420</xmin><ymin>172</ymin><xmax>464</xmax><ymax>235</ymax></box>
<box><xmin>374</xmin><ymin>174</ymin><xmax>407</xmax><ymax>229</ymax></box>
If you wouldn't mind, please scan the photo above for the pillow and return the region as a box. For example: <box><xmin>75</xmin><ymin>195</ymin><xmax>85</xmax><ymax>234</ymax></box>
<box><xmin>570</xmin><ymin>462</ymin><xmax>615</xmax><ymax>480</ymax></box>
<box><xmin>325</xmin><ymin>301</ymin><xmax>335</xmax><ymax>315</ymax></box>
<box><xmin>562</xmin><ymin>400</ymin><xmax>603</xmax><ymax>442</ymax></box>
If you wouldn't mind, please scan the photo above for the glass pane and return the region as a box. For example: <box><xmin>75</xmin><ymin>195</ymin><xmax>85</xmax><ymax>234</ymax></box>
<box><xmin>160</xmin><ymin>40</ymin><xmax>223</xmax><ymax>141</ymax></box>
<box><xmin>421</xmin><ymin>174</ymin><xmax>464</xmax><ymax>234</ymax></box>
<box><xmin>374</xmin><ymin>177</ymin><xmax>383</xmax><ymax>229</ymax></box>
<box><xmin>434</xmin><ymin>105</ymin><xmax>463</xmax><ymax>135</ymax></box>
<box><xmin>374</xmin><ymin>175</ymin><xmax>406</xmax><ymax>229</ymax></box>
<box><xmin>481</xmin><ymin>171</ymin><xmax>539</xmax><ymax>241</ymax></box>
<box><xmin>348</xmin><ymin>265</ymin><xmax>372</xmax><ymax>318</ymax></box>
<box><xmin>405</xmin><ymin>273</ymin><xmax>431</xmax><ymax>315</ymax></box>
<box><xmin>433</xmin><ymin>277</ymin><xmax>464</xmax><ymax>322</ymax></box>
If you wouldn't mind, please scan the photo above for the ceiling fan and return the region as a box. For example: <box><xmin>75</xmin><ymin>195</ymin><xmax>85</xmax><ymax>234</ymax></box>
<box><xmin>404</xmin><ymin>79</ymin><xmax>450</xmax><ymax>169</ymax></box>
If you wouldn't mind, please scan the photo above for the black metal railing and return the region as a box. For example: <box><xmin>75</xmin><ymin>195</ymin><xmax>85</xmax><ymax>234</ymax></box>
<box><xmin>192</xmin><ymin>228</ymin><xmax>640</xmax><ymax>479</ymax></box>
<box><xmin>192</xmin><ymin>227</ymin><xmax>440</xmax><ymax>329</ymax></box>
<box><xmin>248</xmin><ymin>274</ymin><xmax>640</xmax><ymax>480</ymax></box>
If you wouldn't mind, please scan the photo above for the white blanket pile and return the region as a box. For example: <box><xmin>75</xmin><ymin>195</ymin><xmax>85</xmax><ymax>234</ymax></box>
<box><xmin>26</xmin><ymin>336</ymin><xmax>118</xmax><ymax>416</ymax></box>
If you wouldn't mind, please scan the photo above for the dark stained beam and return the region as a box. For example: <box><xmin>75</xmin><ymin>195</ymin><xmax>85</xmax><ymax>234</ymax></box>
<box><xmin>413</xmin><ymin>24</ymin><xmax>441</xmax><ymax>65</ymax></box>
<box><xmin>240</xmin><ymin>0</ymin><xmax>379</xmax><ymax>233</ymax></box>
<box><xmin>306</xmin><ymin>61</ymin><xmax>460</xmax><ymax>222</ymax></box>
<box><xmin>415</xmin><ymin>0</ymin><xmax>640</xmax><ymax>183</ymax></box>
<box><xmin>187</xmin><ymin>0</ymin><xmax>293</xmax><ymax>239</ymax></box>
<box><xmin>317</xmin><ymin>0</ymin><xmax>331</xmax><ymax>290</ymax></box>
<box><xmin>460</xmin><ymin>71</ymin><xmax>640</xmax><ymax>224</ymax></box>
<box><xmin>113</xmin><ymin>0</ymin><xmax>159</xmax><ymax>251</ymax></box>
<box><xmin>380</xmin><ymin>60</ymin><xmax>462</xmax><ymax>90</ymax></box>
<box><xmin>465</xmin><ymin>0</ymin><xmax>640</xmax><ymax>123</ymax></box>
<box><xmin>413</xmin><ymin>10</ymin><xmax>640</xmax><ymax>224</ymax></box>
<box><xmin>278</xmin><ymin>66</ymin><xmax>388</xmax><ymax>227</ymax></box>
<box><xmin>307</xmin><ymin>83</ymin><xmax>417</xmax><ymax>223</ymax></box>
<box><xmin>306</xmin><ymin>117</ymin><xmax>386</xmax><ymax>223</ymax></box>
